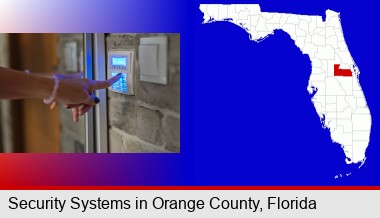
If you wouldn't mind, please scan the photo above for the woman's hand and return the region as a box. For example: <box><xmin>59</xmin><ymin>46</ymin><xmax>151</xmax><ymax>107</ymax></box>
<box><xmin>33</xmin><ymin>72</ymin><xmax>121</xmax><ymax>122</ymax></box>
<box><xmin>0</xmin><ymin>67</ymin><xmax>121</xmax><ymax>122</ymax></box>
<box><xmin>33</xmin><ymin>72</ymin><xmax>83</xmax><ymax>111</ymax></box>
<box><xmin>33</xmin><ymin>72</ymin><xmax>122</xmax><ymax>122</ymax></box>
<box><xmin>55</xmin><ymin>74</ymin><xmax>122</xmax><ymax>122</ymax></box>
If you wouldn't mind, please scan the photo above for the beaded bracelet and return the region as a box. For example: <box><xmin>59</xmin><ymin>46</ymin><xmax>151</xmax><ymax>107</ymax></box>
<box><xmin>43</xmin><ymin>75</ymin><xmax>60</xmax><ymax>104</ymax></box>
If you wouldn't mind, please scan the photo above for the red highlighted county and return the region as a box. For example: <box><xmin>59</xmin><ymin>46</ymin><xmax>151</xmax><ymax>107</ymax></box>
<box><xmin>334</xmin><ymin>64</ymin><xmax>352</xmax><ymax>77</ymax></box>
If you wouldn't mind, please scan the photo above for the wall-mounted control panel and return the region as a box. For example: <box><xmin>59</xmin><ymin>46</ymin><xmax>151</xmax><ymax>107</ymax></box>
<box><xmin>107</xmin><ymin>50</ymin><xmax>134</xmax><ymax>95</ymax></box>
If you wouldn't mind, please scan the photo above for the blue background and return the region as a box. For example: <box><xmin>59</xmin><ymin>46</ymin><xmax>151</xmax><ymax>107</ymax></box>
<box><xmin>193</xmin><ymin>0</ymin><xmax>378</xmax><ymax>185</ymax></box>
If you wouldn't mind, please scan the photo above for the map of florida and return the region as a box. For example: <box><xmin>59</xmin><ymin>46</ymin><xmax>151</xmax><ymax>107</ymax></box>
<box><xmin>200</xmin><ymin>4</ymin><xmax>372</xmax><ymax>165</ymax></box>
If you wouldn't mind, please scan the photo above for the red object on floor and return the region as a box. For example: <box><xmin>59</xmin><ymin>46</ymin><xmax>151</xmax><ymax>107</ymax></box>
<box><xmin>334</xmin><ymin>64</ymin><xmax>352</xmax><ymax>77</ymax></box>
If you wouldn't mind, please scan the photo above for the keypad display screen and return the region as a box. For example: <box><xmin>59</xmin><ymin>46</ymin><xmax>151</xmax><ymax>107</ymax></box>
<box><xmin>112</xmin><ymin>57</ymin><xmax>127</xmax><ymax>67</ymax></box>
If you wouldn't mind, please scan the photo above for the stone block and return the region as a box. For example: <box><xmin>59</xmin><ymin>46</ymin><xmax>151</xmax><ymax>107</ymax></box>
<box><xmin>136</xmin><ymin>106</ymin><xmax>163</xmax><ymax>145</ymax></box>
<box><xmin>163</xmin><ymin>115</ymin><xmax>180</xmax><ymax>152</ymax></box>
<box><xmin>168</xmin><ymin>34</ymin><xmax>180</xmax><ymax>66</ymax></box>
<box><xmin>108</xmin><ymin>99</ymin><xmax>137</xmax><ymax>135</ymax></box>
<box><xmin>109</xmin><ymin>127</ymin><xmax>167</xmax><ymax>153</ymax></box>
<box><xmin>137</xmin><ymin>72</ymin><xmax>180</xmax><ymax>112</ymax></box>
<box><xmin>109</xmin><ymin>127</ymin><xmax>124</xmax><ymax>153</ymax></box>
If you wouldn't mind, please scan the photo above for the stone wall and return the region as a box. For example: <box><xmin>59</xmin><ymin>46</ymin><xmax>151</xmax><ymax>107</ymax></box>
<box><xmin>57</xmin><ymin>33</ymin><xmax>180</xmax><ymax>153</ymax></box>
<box><xmin>106</xmin><ymin>33</ymin><xmax>180</xmax><ymax>152</ymax></box>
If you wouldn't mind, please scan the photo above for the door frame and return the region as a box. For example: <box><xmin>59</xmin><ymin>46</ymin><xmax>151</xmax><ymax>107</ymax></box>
<box><xmin>84</xmin><ymin>33</ymin><xmax>108</xmax><ymax>153</ymax></box>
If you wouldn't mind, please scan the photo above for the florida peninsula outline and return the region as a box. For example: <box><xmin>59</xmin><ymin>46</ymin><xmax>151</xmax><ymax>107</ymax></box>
<box><xmin>200</xmin><ymin>4</ymin><xmax>372</xmax><ymax>166</ymax></box>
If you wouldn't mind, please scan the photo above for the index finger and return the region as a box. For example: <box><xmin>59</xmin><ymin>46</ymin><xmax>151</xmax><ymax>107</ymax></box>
<box><xmin>92</xmin><ymin>73</ymin><xmax>122</xmax><ymax>90</ymax></box>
